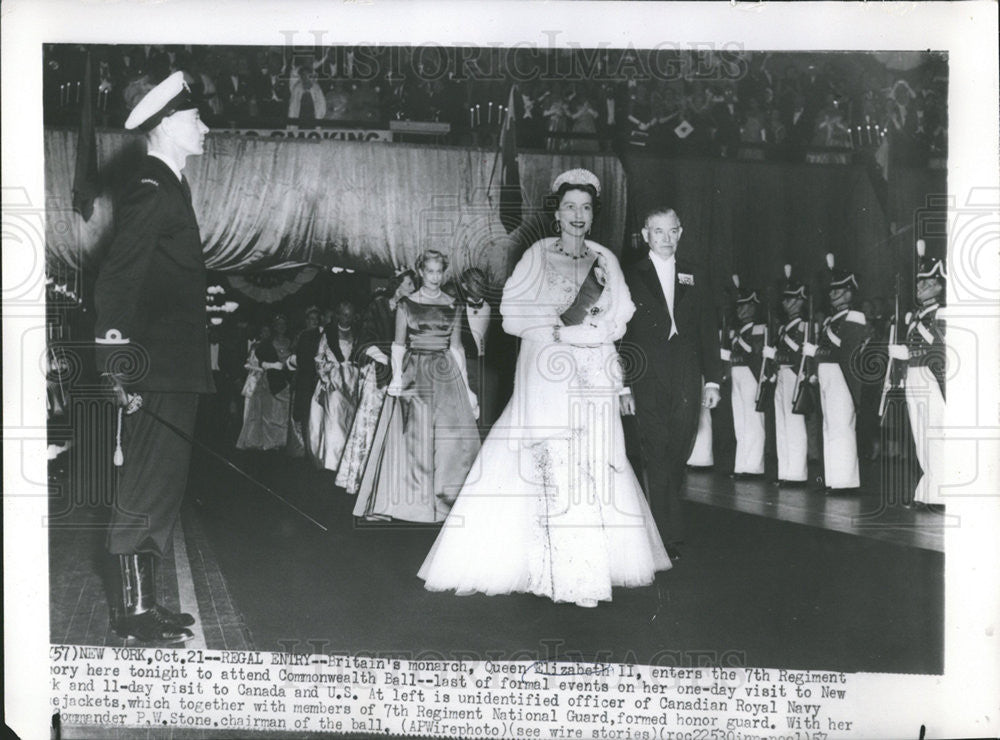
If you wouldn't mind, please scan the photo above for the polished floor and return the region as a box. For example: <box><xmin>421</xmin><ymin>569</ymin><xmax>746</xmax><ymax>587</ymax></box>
<box><xmin>49</xmin><ymin>437</ymin><xmax>944</xmax><ymax>674</ymax></box>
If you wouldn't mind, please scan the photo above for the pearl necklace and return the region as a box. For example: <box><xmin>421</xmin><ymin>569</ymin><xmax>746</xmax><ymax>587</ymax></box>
<box><xmin>419</xmin><ymin>286</ymin><xmax>443</xmax><ymax>300</ymax></box>
<box><xmin>553</xmin><ymin>239</ymin><xmax>589</xmax><ymax>260</ymax></box>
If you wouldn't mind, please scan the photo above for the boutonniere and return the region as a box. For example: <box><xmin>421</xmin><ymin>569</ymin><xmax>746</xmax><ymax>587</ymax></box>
<box><xmin>678</xmin><ymin>273</ymin><xmax>694</xmax><ymax>286</ymax></box>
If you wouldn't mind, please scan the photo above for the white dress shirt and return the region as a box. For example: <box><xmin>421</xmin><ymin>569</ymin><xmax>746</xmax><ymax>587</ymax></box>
<box><xmin>648</xmin><ymin>251</ymin><xmax>678</xmax><ymax>339</ymax></box>
<box><xmin>465</xmin><ymin>303</ymin><xmax>491</xmax><ymax>356</ymax></box>
<box><xmin>644</xmin><ymin>252</ymin><xmax>719</xmax><ymax>392</ymax></box>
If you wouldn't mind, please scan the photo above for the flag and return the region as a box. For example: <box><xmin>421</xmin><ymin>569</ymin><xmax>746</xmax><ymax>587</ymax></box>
<box><xmin>498</xmin><ymin>85</ymin><xmax>522</xmax><ymax>233</ymax></box>
<box><xmin>72</xmin><ymin>51</ymin><xmax>99</xmax><ymax>221</ymax></box>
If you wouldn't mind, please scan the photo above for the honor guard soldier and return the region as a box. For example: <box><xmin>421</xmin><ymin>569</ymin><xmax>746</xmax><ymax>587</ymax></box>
<box><xmin>728</xmin><ymin>275</ymin><xmax>767</xmax><ymax>478</ymax></box>
<box><xmin>889</xmin><ymin>241</ymin><xmax>947</xmax><ymax>507</ymax></box>
<box><xmin>803</xmin><ymin>254</ymin><xmax>866</xmax><ymax>492</ymax></box>
<box><xmin>773</xmin><ymin>265</ymin><xmax>810</xmax><ymax>484</ymax></box>
<box><xmin>94</xmin><ymin>71</ymin><xmax>212</xmax><ymax>643</ymax></box>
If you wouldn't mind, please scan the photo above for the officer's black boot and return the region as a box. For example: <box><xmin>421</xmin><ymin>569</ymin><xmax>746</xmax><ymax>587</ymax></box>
<box><xmin>113</xmin><ymin>554</ymin><xmax>193</xmax><ymax>643</ymax></box>
<box><xmin>144</xmin><ymin>555</ymin><xmax>196</xmax><ymax>627</ymax></box>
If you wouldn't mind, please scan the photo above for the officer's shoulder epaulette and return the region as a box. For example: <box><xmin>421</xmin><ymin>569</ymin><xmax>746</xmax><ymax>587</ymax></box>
<box><xmin>846</xmin><ymin>310</ymin><xmax>866</xmax><ymax>325</ymax></box>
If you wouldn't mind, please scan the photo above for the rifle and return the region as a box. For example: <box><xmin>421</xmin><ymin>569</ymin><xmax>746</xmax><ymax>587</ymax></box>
<box><xmin>719</xmin><ymin>306</ymin><xmax>732</xmax><ymax>386</ymax></box>
<box><xmin>755</xmin><ymin>304</ymin><xmax>777</xmax><ymax>412</ymax></box>
<box><xmin>879</xmin><ymin>274</ymin><xmax>906</xmax><ymax>420</ymax></box>
<box><xmin>791</xmin><ymin>293</ymin><xmax>816</xmax><ymax>415</ymax></box>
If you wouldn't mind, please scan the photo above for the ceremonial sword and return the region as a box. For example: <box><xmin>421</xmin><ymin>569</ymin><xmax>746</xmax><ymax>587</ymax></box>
<box><xmin>124</xmin><ymin>400</ymin><xmax>329</xmax><ymax>533</ymax></box>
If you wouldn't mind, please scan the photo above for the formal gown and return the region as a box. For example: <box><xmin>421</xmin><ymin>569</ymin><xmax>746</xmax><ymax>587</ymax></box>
<box><xmin>308</xmin><ymin>332</ymin><xmax>359</xmax><ymax>471</ymax></box>
<box><xmin>353</xmin><ymin>298</ymin><xmax>481</xmax><ymax>522</ymax></box>
<box><xmin>418</xmin><ymin>241</ymin><xmax>671</xmax><ymax>606</ymax></box>
<box><xmin>337</xmin><ymin>296</ymin><xmax>395</xmax><ymax>494</ymax></box>
<box><xmin>236</xmin><ymin>340</ymin><xmax>292</xmax><ymax>451</ymax></box>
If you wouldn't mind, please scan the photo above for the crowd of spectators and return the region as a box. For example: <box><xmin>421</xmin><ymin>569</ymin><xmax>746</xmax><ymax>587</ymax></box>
<box><xmin>44</xmin><ymin>45</ymin><xmax>946</xmax><ymax>163</ymax></box>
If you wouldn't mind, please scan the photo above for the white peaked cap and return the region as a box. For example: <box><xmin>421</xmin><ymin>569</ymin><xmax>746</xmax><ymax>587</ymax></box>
<box><xmin>124</xmin><ymin>71</ymin><xmax>196</xmax><ymax>131</ymax></box>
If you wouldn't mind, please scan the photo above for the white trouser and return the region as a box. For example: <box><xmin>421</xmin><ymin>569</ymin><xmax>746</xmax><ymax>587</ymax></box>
<box><xmin>817</xmin><ymin>363</ymin><xmax>859</xmax><ymax>489</ymax></box>
<box><xmin>686</xmin><ymin>403</ymin><xmax>714</xmax><ymax>466</ymax></box>
<box><xmin>905</xmin><ymin>366</ymin><xmax>946</xmax><ymax>505</ymax></box>
<box><xmin>731</xmin><ymin>365</ymin><xmax>765</xmax><ymax>475</ymax></box>
<box><xmin>774</xmin><ymin>366</ymin><xmax>808</xmax><ymax>482</ymax></box>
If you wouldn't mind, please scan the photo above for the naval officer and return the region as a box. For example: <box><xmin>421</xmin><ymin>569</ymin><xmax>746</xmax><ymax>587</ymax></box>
<box><xmin>94</xmin><ymin>71</ymin><xmax>212</xmax><ymax>643</ymax></box>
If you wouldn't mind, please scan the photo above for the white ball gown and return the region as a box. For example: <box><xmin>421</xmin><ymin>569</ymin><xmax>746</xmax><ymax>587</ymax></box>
<box><xmin>418</xmin><ymin>240</ymin><xmax>671</xmax><ymax>607</ymax></box>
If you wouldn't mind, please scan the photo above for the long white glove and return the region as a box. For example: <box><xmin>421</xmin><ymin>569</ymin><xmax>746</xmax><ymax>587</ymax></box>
<box><xmin>450</xmin><ymin>347</ymin><xmax>479</xmax><ymax>420</ymax></box>
<box><xmin>387</xmin><ymin>343</ymin><xmax>406</xmax><ymax>397</ymax></box>
<box><xmin>366</xmin><ymin>345</ymin><xmax>389</xmax><ymax>365</ymax></box>
<box><xmin>558</xmin><ymin>323</ymin><xmax>612</xmax><ymax>346</ymax></box>
<box><xmin>802</xmin><ymin>342</ymin><xmax>818</xmax><ymax>358</ymax></box>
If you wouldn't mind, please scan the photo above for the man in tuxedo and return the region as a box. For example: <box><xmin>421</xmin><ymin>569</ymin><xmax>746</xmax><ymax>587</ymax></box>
<box><xmin>620</xmin><ymin>208</ymin><xmax>722</xmax><ymax>560</ymax></box>
<box><xmin>457</xmin><ymin>268</ymin><xmax>499</xmax><ymax>436</ymax></box>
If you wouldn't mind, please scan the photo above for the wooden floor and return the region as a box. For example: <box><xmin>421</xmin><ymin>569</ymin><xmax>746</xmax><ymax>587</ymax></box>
<box><xmin>49</xmin><ymin>454</ymin><xmax>944</xmax><ymax>651</ymax></box>
<box><xmin>49</xmin><ymin>497</ymin><xmax>254</xmax><ymax>650</ymax></box>
<box><xmin>684</xmin><ymin>469</ymin><xmax>946</xmax><ymax>553</ymax></box>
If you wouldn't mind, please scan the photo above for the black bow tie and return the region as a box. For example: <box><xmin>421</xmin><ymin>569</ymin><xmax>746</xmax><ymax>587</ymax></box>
<box><xmin>467</xmin><ymin>300</ymin><xmax>485</xmax><ymax>309</ymax></box>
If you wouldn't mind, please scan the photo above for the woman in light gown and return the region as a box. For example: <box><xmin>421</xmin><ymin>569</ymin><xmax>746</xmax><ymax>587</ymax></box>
<box><xmin>236</xmin><ymin>318</ymin><xmax>293</xmax><ymax>451</ymax></box>
<box><xmin>336</xmin><ymin>271</ymin><xmax>417</xmax><ymax>494</ymax></box>
<box><xmin>308</xmin><ymin>301</ymin><xmax>360</xmax><ymax>471</ymax></box>
<box><xmin>418</xmin><ymin>169</ymin><xmax>671</xmax><ymax>608</ymax></box>
<box><xmin>353</xmin><ymin>251</ymin><xmax>481</xmax><ymax>522</ymax></box>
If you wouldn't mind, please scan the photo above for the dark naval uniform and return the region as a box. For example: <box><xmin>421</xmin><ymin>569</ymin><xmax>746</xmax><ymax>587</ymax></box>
<box><xmin>729</xmin><ymin>319</ymin><xmax>766</xmax><ymax>475</ymax></box>
<box><xmin>95</xmin><ymin>154</ymin><xmax>214</xmax><ymax>557</ymax></box>
<box><xmin>813</xmin><ymin>307</ymin><xmax>866</xmax><ymax>489</ymax></box>
<box><xmin>903</xmin><ymin>302</ymin><xmax>946</xmax><ymax>504</ymax></box>
<box><xmin>774</xmin><ymin>316</ymin><xmax>809</xmax><ymax>482</ymax></box>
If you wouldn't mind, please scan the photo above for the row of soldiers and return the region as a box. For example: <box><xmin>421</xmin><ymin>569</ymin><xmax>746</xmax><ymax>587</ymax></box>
<box><xmin>713</xmin><ymin>242</ymin><xmax>946</xmax><ymax>505</ymax></box>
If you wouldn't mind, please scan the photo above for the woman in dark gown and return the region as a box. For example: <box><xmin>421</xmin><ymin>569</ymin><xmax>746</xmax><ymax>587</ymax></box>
<box><xmin>353</xmin><ymin>251</ymin><xmax>480</xmax><ymax>522</ymax></box>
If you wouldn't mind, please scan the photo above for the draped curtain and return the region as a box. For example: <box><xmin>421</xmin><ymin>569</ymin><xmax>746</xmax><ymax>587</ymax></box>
<box><xmin>44</xmin><ymin>129</ymin><xmax>626</xmax><ymax>286</ymax></box>
<box><xmin>46</xmin><ymin>128</ymin><xmax>939</xmax><ymax>302</ymax></box>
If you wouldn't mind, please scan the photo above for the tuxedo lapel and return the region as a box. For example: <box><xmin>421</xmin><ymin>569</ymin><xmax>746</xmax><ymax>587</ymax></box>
<box><xmin>672</xmin><ymin>261</ymin><xmax>696</xmax><ymax>324</ymax></box>
<box><xmin>638</xmin><ymin>256</ymin><xmax>667</xmax><ymax>310</ymax></box>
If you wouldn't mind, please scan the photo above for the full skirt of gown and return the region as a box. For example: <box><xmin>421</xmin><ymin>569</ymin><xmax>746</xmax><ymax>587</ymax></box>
<box><xmin>336</xmin><ymin>363</ymin><xmax>387</xmax><ymax>494</ymax></box>
<box><xmin>353</xmin><ymin>350</ymin><xmax>480</xmax><ymax>522</ymax></box>
<box><xmin>307</xmin><ymin>364</ymin><xmax>359</xmax><ymax>471</ymax></box>
<box><xmin>418</xmin><ymin>341</ymin><xmax>671</xmax><ymax>605</ymax></box>
<box><xmin>236</xmin><ymin>371</ymin><xmax>291</xmax><ymax>451</ymax></box>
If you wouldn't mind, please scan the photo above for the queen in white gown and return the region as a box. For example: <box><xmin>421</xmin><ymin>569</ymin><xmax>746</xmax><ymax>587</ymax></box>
<box><xmin>418</xmin><ymin>169</ymin><xmax>671</xmax><ymax>607</ymax></box>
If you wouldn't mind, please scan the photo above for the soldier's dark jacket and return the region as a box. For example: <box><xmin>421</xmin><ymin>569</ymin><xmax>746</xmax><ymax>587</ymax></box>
<box><xmin>905</xmin><ymin>303</ymin><xmax>946</xmax><ymax>399</ymax></box>
<box><xmin>775</xmin><ymin>316</ymin><xmax>806</xmax><ymax>367</ymax></box>
<box><xmin>94</xmin><ymin>155</ymin><xmax>215</xmax><ymax>393</ymax></box>
<box><xmin>729</xmin><ymin>321</ymin><xmax>765</xmax><ymax>379</ymax></box>
<box><xmin>815</xmin><ymin>307</ymin><xmax>867</xmax><ymax>407</ymax></box>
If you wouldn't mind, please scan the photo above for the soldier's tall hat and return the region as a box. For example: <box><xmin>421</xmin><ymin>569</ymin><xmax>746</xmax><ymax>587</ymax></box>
<box><xmin>732</xmin><ymin>274</ymin><xmax>760</xmax><ymax>305</ymax></box>
<box><xmin>826</xmin><ymin>253</ymin><xmax>859</xmax><ymax>291</ymax></box>
<box><xmin>781</xmin><ymin>264</ymin><xmax>808</xmax><ymax>299</ymax></box>
<box><xmin>915</xmin><ymin>239</ymin><xmax>947</xmax><ymax>282</ymax></box>
<box><xmin>124</xmin><ymin>71</ymin><xmax>197</xmax><ymax>132</ymax></box>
